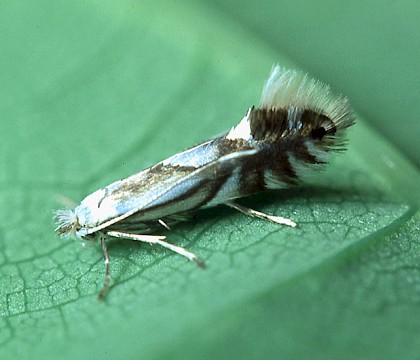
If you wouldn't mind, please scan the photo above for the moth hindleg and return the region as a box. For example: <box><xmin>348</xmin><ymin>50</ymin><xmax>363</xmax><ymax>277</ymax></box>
<box><xmin>225</xmin><ymin>201</ymin><xmax>297</xmax><ymax>228</ymax></box>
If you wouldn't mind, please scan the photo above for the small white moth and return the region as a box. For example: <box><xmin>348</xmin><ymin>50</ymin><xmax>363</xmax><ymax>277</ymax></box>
<box><xmin>55</xmin><ymin>65</ymin><xmax>355</xmax><ymax>299</ymax></box>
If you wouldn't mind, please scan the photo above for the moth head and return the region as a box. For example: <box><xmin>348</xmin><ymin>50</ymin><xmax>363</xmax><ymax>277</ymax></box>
<box><xmin>54</xmin><ymin>208</ymin><xmax>83</xmax><ymax>240</ymax></box>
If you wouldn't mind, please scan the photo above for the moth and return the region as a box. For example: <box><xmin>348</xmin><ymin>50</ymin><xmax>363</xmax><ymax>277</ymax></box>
<box><xmin>55</xmin><ymin>65</ymin><xmax>355</xmax><ymax>299</ymax></box>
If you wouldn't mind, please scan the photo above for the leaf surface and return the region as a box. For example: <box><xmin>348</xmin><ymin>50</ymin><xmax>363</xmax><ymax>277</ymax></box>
<box><xmin>0</xmin><ymin>1</ymin><xmax>419</xmax><ymax>359</ymax></box>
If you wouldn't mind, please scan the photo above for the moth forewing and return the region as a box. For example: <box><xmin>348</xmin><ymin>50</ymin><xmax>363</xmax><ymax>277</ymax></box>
<box><xmin>54</xmin><ymin>64</ymin><xmax>355</xmax><ymax>299</ymax></box>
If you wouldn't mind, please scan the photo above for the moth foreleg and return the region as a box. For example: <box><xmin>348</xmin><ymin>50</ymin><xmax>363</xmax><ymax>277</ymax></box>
<box><xmin>98</xmin><ymin>236</ymin><xmax>112</xmax><ymax>300</ymax></box>
<box><xmin>106</xmin><ymin>231</ymin><xmax>205</xmax><ymax>269</ymax></box>
<box><xmin>225</xmin><ymin>201</ymin><xmax>297</xmax><ymax>228</ymax></box>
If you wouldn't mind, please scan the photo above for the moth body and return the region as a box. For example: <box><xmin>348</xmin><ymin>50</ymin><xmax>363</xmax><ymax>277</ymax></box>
<box><xmin>54</xmin><ymin>65</ymin><xmax>355</xmax><ymax>298</ymax></box>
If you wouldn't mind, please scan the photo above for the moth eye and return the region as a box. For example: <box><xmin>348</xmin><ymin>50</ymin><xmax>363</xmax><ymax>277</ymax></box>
<box><xmin>310</xmin><ymin>126</ymin><xmax>327</xmax><ymax>139</ymax></box>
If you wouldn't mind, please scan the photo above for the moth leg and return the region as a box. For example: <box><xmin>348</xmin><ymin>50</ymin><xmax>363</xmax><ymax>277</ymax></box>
<box><xmin>225</xmin><ymin>201</ymin><xmax>297</xmax><ymax>228</ymax></box>
<box><xmin>106</xmin><ymin>231</ymin><xmax>205</xmax><ymax>269</ymax></box>
<box><xmin>55</xmin><ymin>194</ymin><xmax>77</xmax><ymax>208</ymax></box>
<box><xmin>98</xmin><ymin>236</ymin><xmax>112</xmax><ymax>301</ymax></box>
<box><xmin>158</xmin><ymin>219</ymin><xmax>171</xmax><ymax>230</ymax></box>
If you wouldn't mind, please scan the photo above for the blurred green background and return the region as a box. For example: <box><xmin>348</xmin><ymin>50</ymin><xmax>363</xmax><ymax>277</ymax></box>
<box><xmin>0</xmin><ymin>1</ymin><xmax>419</xmax><ymax>359</ymax></box>
<box><xmin>210</xmin><ymin>0</ymin><xmax>420</xmax><ymax>168</ymax></box>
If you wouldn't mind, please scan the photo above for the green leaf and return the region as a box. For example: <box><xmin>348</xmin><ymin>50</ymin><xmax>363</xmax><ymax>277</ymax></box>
<box><xmin>1</xmin><ymin>1</ymin><xmax>419</xmax><ymax>359</ymax></box>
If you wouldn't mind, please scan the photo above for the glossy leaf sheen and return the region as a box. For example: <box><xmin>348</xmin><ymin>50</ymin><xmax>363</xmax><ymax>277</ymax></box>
<box><xmin>0</xmin><ymin>1</ymin><xmax>419</xmax><ymax>359</ymax></box>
